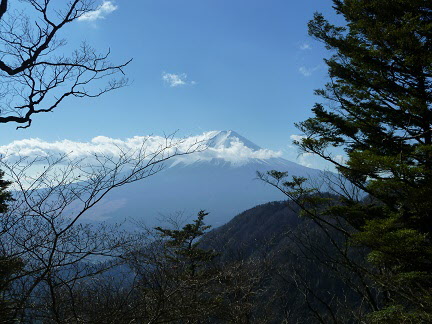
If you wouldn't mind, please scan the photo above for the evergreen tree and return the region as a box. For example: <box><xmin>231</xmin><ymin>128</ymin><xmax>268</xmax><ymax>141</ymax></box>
<box><xmin>292</xmin><ymin>0</ymin><xmax>431</xmax><ymax>321</ymax></box>
<box><xmin>146</xmin><ymin>210</ymin><xmax>220</xmax><ymax>321</ymax></box>
<box><xmin>0</xmin><ymin>169</ymin><xmax>21</xmax><ymax>322</ymax></box>
<box><xmin>155</xmin><ymin>210</ymin><xmax>218</xmax><ymax>278</ymax></box>
<box><xmin>0</xmin><ymin>170</ymin><xmax>11</xmax><ymax>214</ymax></box>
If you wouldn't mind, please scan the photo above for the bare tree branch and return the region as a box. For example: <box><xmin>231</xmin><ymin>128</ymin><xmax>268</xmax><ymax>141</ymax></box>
<box><xmin>0</xmin><ymin>134</ymin><xmax>204</xmax><ymax>321</ymax></box>
<box><xmin>0</xmin><ymin>0</ymin><xmax>130</xmax><ymax>128</ymax></box>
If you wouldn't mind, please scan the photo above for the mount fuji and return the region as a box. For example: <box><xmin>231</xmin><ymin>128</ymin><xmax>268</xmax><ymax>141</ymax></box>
<box><xmin>84</xmin><ymin>131</ymin><xmax>324</xmax><ymax>227</ymax></box>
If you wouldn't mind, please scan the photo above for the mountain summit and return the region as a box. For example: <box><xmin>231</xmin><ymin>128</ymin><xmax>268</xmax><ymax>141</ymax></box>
<box><xmin>170</xmin><ymin>130</ymin><xmax>283</xmax><ymax>167</ymax></box>
<box><xmin>86</xmin><ymin>131</ymin><xmax>324</xmax><ymax>227</ymax></box>
<box><xmin>2</xmin><ymin>131</ymin><xmax>325</xmax><ymax>227</ymax></box>
<box><xmin>205</xmin><ymin>130</ymin><xmax>262</xmax><ymax>151</ymax></box>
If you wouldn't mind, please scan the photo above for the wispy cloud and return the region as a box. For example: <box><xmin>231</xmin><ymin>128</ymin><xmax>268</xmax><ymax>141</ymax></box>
<box><xmin>162</xmin><ymin>72</ymin><xmax>196</xmax><ymax>87</ymax></box>
<box><xmin>299</xmin><ymin>42</ymin><xmax>311</xmax><ymax>50</ymax></box>
<box><xmin>333</xmin><ymin>154</ymin><xmax>346</xmax><ymax>164</ymax></box>
<box><xmin>290</xmin><ymin>134</ymin><xmax>306</xmax><ymax>143</ymax></box>
<box><xmin>296</xmin><ymin>152</ymin><xmax>346</xmax><ymax>170</ymax></box>
<box><xmin>78</xmin><ymin>1</ymin><xmax>118</xmax><ymax>22</ymax></box>
<box><xmin>286</xmin><ymin>135</ymin><xmax>345</xmax><ymax>171</ymax></box>
<box><xmin>299</xmin><ymin>65</ymin><xmax>321</xmax><ymax>77</ymax></box>
<box><xmin>297</xmin><ymin>152</ymin><xmax>316</xmax><ymax>168</ymax></box>
<box><xmin>287</xmin><ymin>135</ymin><xmax>317</xmax><ymax>167</ymax></box>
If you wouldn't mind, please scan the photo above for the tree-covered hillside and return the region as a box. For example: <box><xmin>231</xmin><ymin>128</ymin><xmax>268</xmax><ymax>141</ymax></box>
<box><xmin>262</xmin><ymin>0</ymin><xmax>432</xmax><ymax>321</ymax></box>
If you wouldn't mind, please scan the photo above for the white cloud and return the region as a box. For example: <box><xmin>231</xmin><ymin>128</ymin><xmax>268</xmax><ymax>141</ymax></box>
<box><xmin>78</xmin><ymin>1</ymin><xmax>118</xmax><ymax>22</ymax></box>
<box><xmin>162</xmin><ymin>72</ymin><xmax>195</xmax><ymax>87</ymax></box>
<box><xmin>285</xmin><ymin>139</ymin><xmax>344</xmax><ymax>171</ymax></box>
<box><xmin>299</xmin><ymin>65</ymin><xmax>321</xmax><ymax>77</ymax></box>
<box><xmin>290</xmin><ymin>134</ymin><xmax>306</xmax><ymax>143</ymax></box>
<box><xmin>286</xmin><ymin>151</ymin><xmax>327</xmax><ymax>170</ymax></box>
<box><xmin>0</xmin><ymin>131</ymin><xmax>282</xmax><ymax>167</ymax></box>
<box><xmin>299</xmin><ymin>43</ymin><xmax>311</xmax><ymax>50</ymax></box>
<box><xmin>334</xmin><ymin>154</ymin><xmax>346</xmax><ymax>164</ymax></box>
<box><xmin>297</xmin><ymin>152</ymin><xmax>315</xmax><ymax>168</ymax></box>
<box><xmin>296</xmin><ymin>153</ymin><xmax>347</xmax><ymax>171</ymax></box>
<box><xmin>172</xmin><ymin>134</ymin><xmax>282</xmax><ymax>166</ymax></box>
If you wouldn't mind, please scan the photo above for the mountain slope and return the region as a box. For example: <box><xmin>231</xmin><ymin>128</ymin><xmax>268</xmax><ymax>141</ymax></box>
<box><xmin>83</xmin><ymin>131</ymin><xmax>323</xmax><ymax>227</ymax></box>
<box><xmin>202</xmin><ymin>200</ymin><xmax>302</xmax><ymax>259</ymax></box>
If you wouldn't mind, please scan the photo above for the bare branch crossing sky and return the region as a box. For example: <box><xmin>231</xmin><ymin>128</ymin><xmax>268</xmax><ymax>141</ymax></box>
<box><xmin>0</xmin><ymin>0</ymin><xmax>339</xmax><ymax>169</ymax></box>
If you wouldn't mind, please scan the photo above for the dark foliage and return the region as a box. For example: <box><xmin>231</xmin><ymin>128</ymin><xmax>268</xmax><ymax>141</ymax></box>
<box><xmin>0</xmin><ymin>169</ymin><xmax>21</xmax><ymax>323</ymax></box>
<box><xmin>283</xmin><ymin>0</ymin><xmax>432</xmax><ymax>321</ymax></box>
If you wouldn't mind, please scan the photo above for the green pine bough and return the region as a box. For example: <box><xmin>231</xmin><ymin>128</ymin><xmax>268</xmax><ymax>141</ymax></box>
<box><xmin>266</xmin><ymin>0</ymin><xmax>432</xmax><ymax>322</ymax></box>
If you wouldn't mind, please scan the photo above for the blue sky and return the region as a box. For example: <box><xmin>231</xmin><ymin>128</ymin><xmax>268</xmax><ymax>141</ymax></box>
<box><xmin>0</xmin><ymin>0</ymin><xmax>340</xmax><ymax>168</ymax></box>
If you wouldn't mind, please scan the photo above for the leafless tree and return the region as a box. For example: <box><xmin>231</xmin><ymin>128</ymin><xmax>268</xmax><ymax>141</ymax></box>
<box><xmin>36</xmin><ymin>212</ymin><xmax>273</xmax><ymax>323</ymax></box>
<box><xmin>0</xmin><ymin>135</ymin><xmax>203</xmax><ymax>321</ymax></box>
<box><xmin>0</xmin><ymin>0</ymin><xmax>130</xmax><ymax>128</ymax></box>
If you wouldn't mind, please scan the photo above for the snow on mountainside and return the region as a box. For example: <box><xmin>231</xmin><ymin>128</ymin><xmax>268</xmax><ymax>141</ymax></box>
<box><xmin>83</xmin><ymin>130</ymin><xmax>324</xmax><ymax>228</ymax></box>
<box><xmin>168</xmin><ymin>130</ymin><xmax>284</xmax><ymax>167</ymax></box>
<box><xmin>0</xmin><ymin>130</ymin><xmax>324</xmax><ymax>227</ymax></box>
<box><xmin>206</xmin><ymin>130</ymin><xmax>262</xmax><ymax>150</ymax></box>
<box><xmin>0</xmin><ymin>130</ymin><xmax>280</xmax><ymax>166</ymax></box>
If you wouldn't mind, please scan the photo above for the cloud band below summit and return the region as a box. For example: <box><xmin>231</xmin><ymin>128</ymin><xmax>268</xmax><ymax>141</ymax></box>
<box><xmin>0</xmin><ymin>131</ymin><xmax>282</xmax><ymax>165</ymax></box>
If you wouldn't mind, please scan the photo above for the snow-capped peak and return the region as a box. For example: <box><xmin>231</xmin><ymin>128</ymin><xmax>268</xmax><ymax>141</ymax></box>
<box><xmin>205</xmin><ymin>130</ymin><xmax>262</xmax><ymax>151</ymax></box>
<box><xmin>0</xmin><ymin>130</ymin><xmax>281</xmax><ymax>167</ymax></box>
<box><xmin>168</xmin><ymin>130</ymin><xmax>282</xmax><ymax>167</ymax></box>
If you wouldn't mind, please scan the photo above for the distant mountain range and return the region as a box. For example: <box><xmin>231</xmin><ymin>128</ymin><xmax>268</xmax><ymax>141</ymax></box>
<box><xmin>83</xmin><ymin>130</ymin><xmax>324</xmax><ymax>227</ymax></box>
